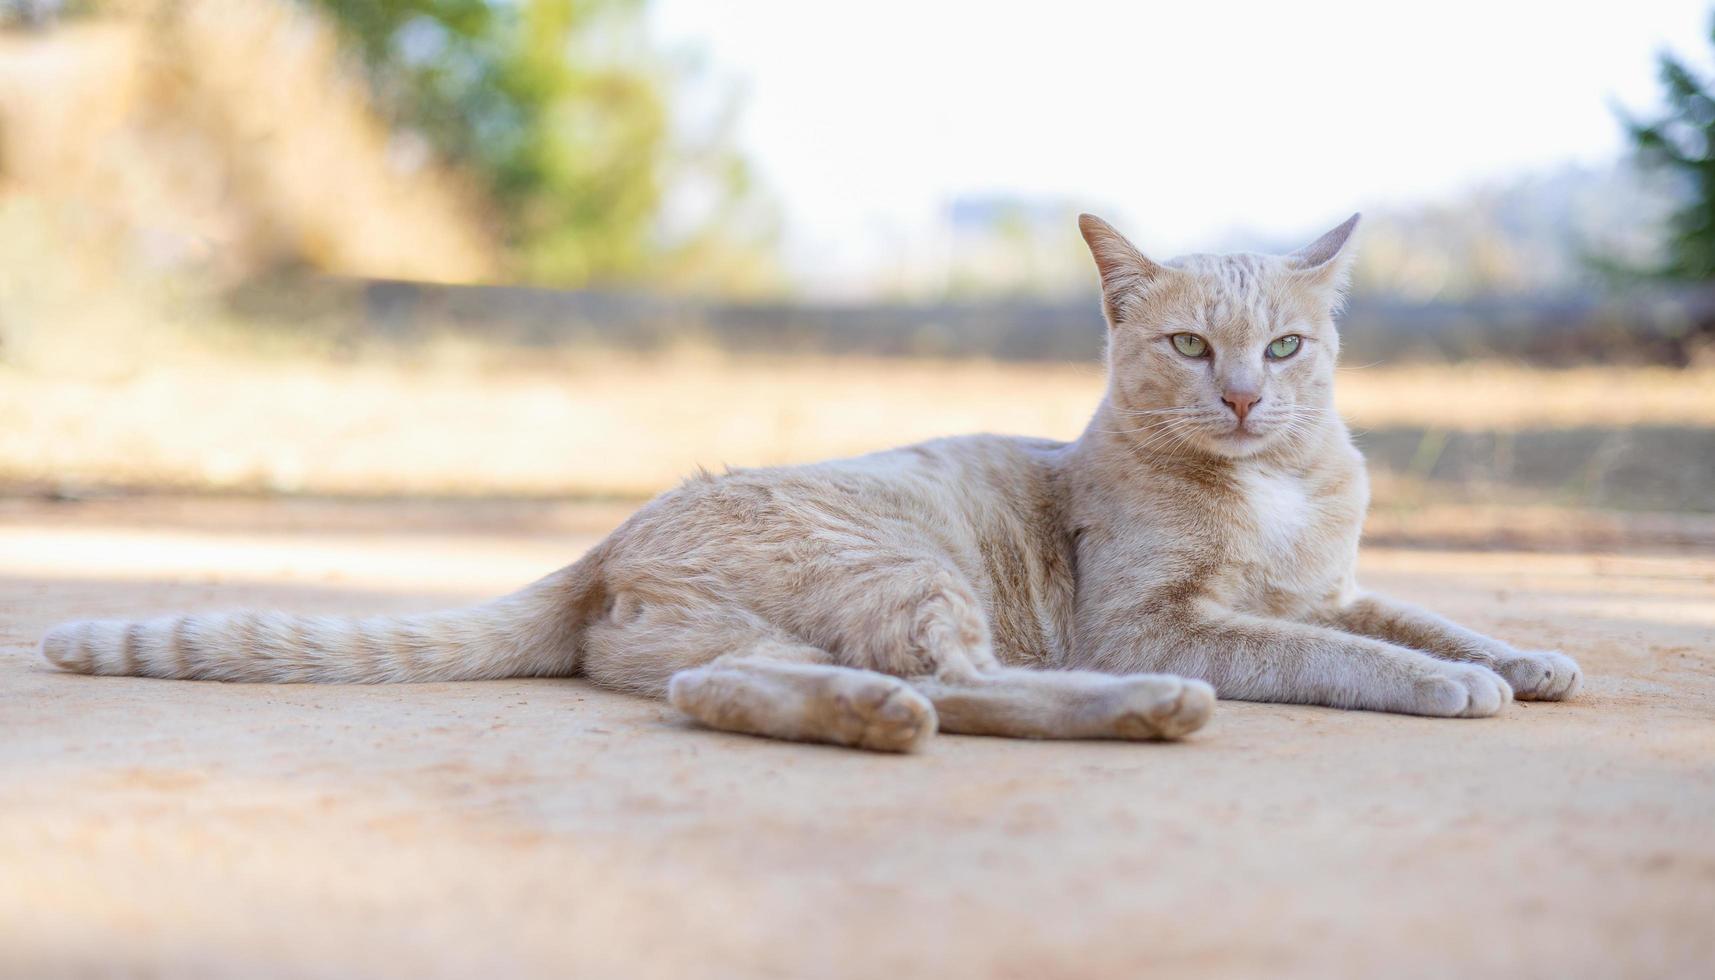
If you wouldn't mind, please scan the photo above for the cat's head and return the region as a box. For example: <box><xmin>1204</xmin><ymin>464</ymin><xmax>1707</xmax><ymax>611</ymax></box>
<box><xmin>1079</xmin><ymin>213</ymin><xmax>1358</xmax><ymax>459</ymax></box>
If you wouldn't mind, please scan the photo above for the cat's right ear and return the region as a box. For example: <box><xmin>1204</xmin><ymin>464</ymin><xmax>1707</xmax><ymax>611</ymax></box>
<box><xmin>1078</xmin><ymin>214</ymin><xmax>1165</xmax><ymax>324</ymax></box>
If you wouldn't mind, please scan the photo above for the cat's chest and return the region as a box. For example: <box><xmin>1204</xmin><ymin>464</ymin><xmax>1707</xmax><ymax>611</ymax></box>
<box><xmin>1236</xmin><ymin>470</ymin><xmax>1316</xmax><ymax>560</ymax></box>
<box><xmin>1216</xmin><ymin>467</ymin><xmax>1353</xmax><ymax>614</ymax></box>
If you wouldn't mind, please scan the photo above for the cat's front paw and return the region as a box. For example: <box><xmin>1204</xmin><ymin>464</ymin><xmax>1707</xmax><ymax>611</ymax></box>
<box><xmin>1492</xmin><ymin>650</ymin><xmax>1582</xmax><ymax>701</ymax></box>
<box><xmin>1410</xmin><ymin>661</ymin><xmax>1513</xmax><ymax>718</ymax></box>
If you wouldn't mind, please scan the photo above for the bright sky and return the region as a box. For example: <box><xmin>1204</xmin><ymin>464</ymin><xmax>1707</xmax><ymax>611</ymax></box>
<box><xmin>650</xmin><ymin>0</ymin><xmax>1712</xmax><ymax>294</ymax></box>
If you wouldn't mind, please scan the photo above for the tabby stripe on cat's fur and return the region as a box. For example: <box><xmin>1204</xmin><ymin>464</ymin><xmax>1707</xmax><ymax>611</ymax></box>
<box><xmin>41</xmin><ymin>561</ymin><xmax>594</xmax><ymax>683</ymax></box>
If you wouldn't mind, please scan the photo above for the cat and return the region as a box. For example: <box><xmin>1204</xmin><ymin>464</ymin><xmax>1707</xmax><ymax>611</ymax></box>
<box><xmin>39</xmin><ymin>213</ymin><xmax>1583</xmax><ymax>752</ymax></box>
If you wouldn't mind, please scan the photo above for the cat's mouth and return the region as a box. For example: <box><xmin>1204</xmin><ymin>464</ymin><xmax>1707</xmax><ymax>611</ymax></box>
<box><xmin>1203</xmin><ymin>421</ymin><xmax>1271</xmax><ymax>455</ymax></box>
<box><xmin>1224</xmin><ymin>419</ymin><xmax>1265</xmax><ymax>440</ymax></box>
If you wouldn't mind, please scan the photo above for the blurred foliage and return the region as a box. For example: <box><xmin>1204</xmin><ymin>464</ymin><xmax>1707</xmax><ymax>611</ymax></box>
<box><xmin>1621</xmin><ymin>14</ymin><xmax>1715</xmax><ymax>281</ymax></box>
<box><xmin>308</xmin><ymin>0</ymin><xmax>770</xmax><ymax>287</ymax></box>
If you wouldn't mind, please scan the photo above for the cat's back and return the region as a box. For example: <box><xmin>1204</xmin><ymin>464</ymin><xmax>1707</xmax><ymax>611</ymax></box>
<box><xmin>818</xmin><ymin>432</ymin><xmax>1070</xmax><ymax>512</ymax></box>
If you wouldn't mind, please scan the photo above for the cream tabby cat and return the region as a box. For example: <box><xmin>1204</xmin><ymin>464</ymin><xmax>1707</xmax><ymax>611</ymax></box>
<box><xmin>40</xmin><ymin>213</ymin><xmax>1582</xmax><ymax>751</ymax></box>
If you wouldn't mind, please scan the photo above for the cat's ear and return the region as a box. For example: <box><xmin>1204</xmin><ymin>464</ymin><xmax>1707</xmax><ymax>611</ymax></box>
<box><xmin>1079</xmin><ymin>213</ymin><xmax>1166</xmax><ymax>324</ymax></box>
<box><xmin>1287</xmin><ymin>212</ymin><xmax>1360</xmax><ymax>298</ymax></box>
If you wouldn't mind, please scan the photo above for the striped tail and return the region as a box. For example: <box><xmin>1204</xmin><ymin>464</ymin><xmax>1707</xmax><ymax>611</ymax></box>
<box><xmin>38</xmin><ymin>560</ymin><xmax>598</xmax><ymax>684</ymax></box>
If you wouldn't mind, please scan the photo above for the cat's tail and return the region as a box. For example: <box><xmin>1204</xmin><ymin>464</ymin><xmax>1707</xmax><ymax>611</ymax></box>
<box><xmin>38</xmin><ymin>556</ymin><xmax>604</xmax><ymax>684</ymax></box>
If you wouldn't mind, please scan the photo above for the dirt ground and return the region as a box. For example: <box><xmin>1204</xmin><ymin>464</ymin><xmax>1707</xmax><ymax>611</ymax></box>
<box><xmin>2</xmin><ymin>497</ymin><xmax>1712</xmax><ymax>978</ymax></box>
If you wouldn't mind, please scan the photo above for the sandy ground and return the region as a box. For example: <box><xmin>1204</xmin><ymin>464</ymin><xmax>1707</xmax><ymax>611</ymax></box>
<box><xmin>2</xmin><ymin>498</ymin><xmax>1712</xmax><ymax>978</ymax></box>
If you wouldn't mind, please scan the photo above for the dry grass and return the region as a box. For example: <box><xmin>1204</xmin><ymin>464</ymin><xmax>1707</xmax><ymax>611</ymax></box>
<box><xmin>6</xmin><ymin>351</ymin><xmax>1713</xmax><ymax>498</ymax></box>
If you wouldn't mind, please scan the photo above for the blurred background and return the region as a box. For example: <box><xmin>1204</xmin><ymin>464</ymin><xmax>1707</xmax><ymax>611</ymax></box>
<box><xmin>2</xmin><ymin>0</ymin><xmax>1713</xmax><ymax>545</ymax></box>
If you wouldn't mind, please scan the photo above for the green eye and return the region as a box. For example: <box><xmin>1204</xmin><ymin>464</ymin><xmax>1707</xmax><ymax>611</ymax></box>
<box><xmin>1171</xmin><ymin>334</ymin><xmax>1209</xmax><ymax>358</ymax></box>
<box><xmin>1267</xmin><ymin>335</ymin><xmax>1301</xmax><ymax>359</ymax></box>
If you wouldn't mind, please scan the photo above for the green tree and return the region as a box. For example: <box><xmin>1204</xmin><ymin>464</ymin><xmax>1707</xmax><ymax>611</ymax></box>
<box><xmin>311</xmin><ymin>0</ymin><xmax>770</xmax><ymax>287</ymax></box>
<box><xmin>1621</xmin><ymin>16</ymin><xmax>1715</xmax><ymax>280</ymax></box>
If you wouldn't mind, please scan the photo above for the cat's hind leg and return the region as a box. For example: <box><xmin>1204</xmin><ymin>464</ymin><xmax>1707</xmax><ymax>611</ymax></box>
<box><xmin>581</xmin><ymin>600</ymin><xmax>935</xmax><ymax>752</ymax></box>
<box><xmin>822</xmin><ymin>559</ymin><xmax>1212</xmax><ymax>740</ymax></box>
<box><xmin>668</xmin><ymin>645</ymin><xmax>937</xmax><ymax>753</ymax></box>
<box><xmin>912</xmin><ymin>669</ymin><xmax>1214</xmax><ymax>741</ymax></box>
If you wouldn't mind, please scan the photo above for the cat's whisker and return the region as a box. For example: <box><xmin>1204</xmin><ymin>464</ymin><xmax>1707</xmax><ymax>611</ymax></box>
<box><xmin>1142</xmin><ymin>418</ymin><xmax>1208</xmax><ymax>457</ymax></box>
<box><xmin>1109</xmin><ymin>407</ymin><xmax>1206</xmax><ymax>418</ymax></box>
<box><xmin>1132</xmin><ymin>417</ymin><xmax>1200</xmax><ymax>455</ymax></box>
<box><xmin>1088</xmin><ymin>415</ymin><xmax>1203</xmax><ymax>447</ymax></box>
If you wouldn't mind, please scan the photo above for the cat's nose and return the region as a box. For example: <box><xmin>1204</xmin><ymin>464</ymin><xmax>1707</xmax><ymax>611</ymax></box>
<box><xmin>1222</xmin><ymin>390</ymin><xmax>1260</xmax><ymax>423</ymax></box>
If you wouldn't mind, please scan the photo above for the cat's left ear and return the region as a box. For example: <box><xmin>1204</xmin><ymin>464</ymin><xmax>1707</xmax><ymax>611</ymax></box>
<box><xmin>1079</xmin><ymin>213</ymin><xmax>1168</xmax><ymax>325</ymax></box>
<box><xmin>1287</xmin><ymin>212</ymin><xmax>1360</xmax><ymax>299</ymax></box>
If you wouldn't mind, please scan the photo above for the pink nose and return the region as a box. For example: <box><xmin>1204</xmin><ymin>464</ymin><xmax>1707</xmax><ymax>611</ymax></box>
<box><xmin>1222</xmin><ymin>391</ymin><xmax>1260</xmax><ymax>423</ymax></box>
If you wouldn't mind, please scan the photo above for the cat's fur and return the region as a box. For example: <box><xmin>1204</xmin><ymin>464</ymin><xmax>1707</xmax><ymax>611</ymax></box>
<box><xmin>39</xmin><ymin>213</ymin><xmax>1582</xmax><ymax>752</ymax></box>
